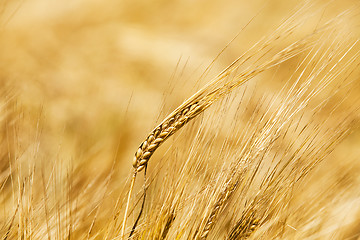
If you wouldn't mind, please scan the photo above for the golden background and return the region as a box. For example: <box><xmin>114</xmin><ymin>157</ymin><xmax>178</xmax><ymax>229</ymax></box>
<box><xmin>0</xmin><ymin>0</ymin><xmax>359</xmax><ymax>239</ymax></box>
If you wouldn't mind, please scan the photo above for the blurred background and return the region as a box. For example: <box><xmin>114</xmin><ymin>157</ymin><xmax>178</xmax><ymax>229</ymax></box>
<box><xmin>1</xmin><ymin>0</ymin><xmax>358</xmax><ymax>176</ymax></box>
<box><xmin>0</xmin><ymin>0</ymin><xmax>360</xmax><ymax>238</ymax></box>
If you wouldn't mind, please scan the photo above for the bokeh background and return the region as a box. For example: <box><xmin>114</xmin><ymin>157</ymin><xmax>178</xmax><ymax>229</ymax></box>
<box><xmin>1</xmin><ymin>0</ymin><xmax>359</xmax><ymax>175</ymax></box>
<box><xmin>1</xmin><ymin>0</ymin><xmax>360</xmax><ymax>239</ymax></box>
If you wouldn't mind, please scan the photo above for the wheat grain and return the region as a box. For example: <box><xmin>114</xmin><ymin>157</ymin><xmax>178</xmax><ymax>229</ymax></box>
<box><xmin>228</xmin><ymin>212</ymin><xmax>259</xmax><ymax>240</ymax></box>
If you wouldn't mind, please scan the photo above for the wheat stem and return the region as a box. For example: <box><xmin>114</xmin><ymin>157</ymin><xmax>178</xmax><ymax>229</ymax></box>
<box><xmin>121</xmin><ymin>171</ymin><xmax>137</xmax><ymax>240</ymax></box>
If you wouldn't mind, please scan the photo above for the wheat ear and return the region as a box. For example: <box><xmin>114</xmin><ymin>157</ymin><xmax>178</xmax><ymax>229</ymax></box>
<box><xmin>131</xmin><ymin>39</ymin><xmax>313</xmax><ymax>173</ymax></box>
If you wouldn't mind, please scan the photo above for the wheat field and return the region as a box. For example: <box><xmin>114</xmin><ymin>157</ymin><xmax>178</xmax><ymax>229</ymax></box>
<box><xmin>0</xmin><ymin>0</ymin><xmax>360</xmax><ymax>239</ymax></box>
